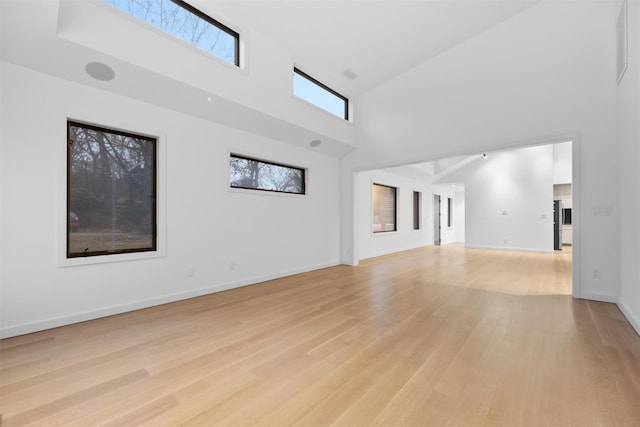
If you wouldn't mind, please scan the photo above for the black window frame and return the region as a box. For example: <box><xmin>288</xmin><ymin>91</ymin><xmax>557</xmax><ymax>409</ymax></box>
<box><xmin>67</xmin><ymin>120</ymin><xmax>157</xmax><ymax>258</ymax></box>
<box><xmin>170</xmin><ymin>0</ymin><xmax>240</xmax><ymax>66</ymax></box>
<box><xmin>106</xmin><ymin>0</ymin><xmax>240</xmax><ymax>67</ymax></box>
<box><xmin>229</xmin><ymin>153</ymin><xmax>306</xmax><ymax>195</ymax></box>
<box><xmin>413</xmin><ymin>191</ymin><xmax>421</xmax><ymax>230</ymax></box>
<box><xmin>372</xmin><ymin>183</ymin><xmax>397</xmax><ymax>234</ymax></box>
<box><xmin>293</xmin><ymin>67</ymin><xmax>349</xmax><ymax>120</ymax></box>
<box><xmin>563</xmin><ymin>208</ymin><xmax>572</xmax><ymax>225</ymax></box>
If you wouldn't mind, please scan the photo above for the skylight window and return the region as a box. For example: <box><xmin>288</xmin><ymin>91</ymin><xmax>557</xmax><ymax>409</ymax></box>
<box><xmin>293</xmin><ymin>68</ymin><xmax>349</xmax><ymax>120</ymax></box>
<box><xmin>105</xmin><ymin>0</ymin><xmax>239</xmax><ymax>66</ymax></box>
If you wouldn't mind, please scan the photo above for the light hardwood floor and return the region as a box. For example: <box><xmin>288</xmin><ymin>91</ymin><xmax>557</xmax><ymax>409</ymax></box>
<box><xmin>1</xmin><ymin>245</ymin><xmax>639</xmax><ymax>426</ymax></box>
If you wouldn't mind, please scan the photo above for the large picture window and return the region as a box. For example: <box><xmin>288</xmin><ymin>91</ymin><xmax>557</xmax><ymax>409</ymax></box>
<box><xmin>105</xmin><ymin>0</ymin><xmax>240</xmax><ymax>66</ymax></box>
<box><xmin>372</xmin><ymin>183</ymin><xmax>397</xmax><ymax>233</ymax></box>
<box><xmin>230</xmin><ymin>154</ymin><xmax>305</xmax><ymax>195</ymax></box>
<box><xmin>67</xmin><ymin>121</ymin><xmax>156</xmax><ymax>258</ymax></box>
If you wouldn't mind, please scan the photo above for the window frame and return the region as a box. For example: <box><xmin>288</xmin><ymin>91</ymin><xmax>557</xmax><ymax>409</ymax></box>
<box><xmin>293</xmin><ymin>67</ymin><xmax>349</xmax><ymax>120</ymax></box>
<box><xmin>66</xmin><ymin>120</ymin><xmax>158</xmax><ymax>259</ymax></box>
<box><xmin>563</xmin><ymin>208</ymin><xmax>572</xmax><ymax>225</ymax></box>
<box><xmin>105</xmin><ymin>0</ymin><xmax>240</xmax><ymax>67</ymax></box>
<box><xmin>229</xmin><ymin>153</ymin><xmax>306</xmax><ymax>195</ymax></box>
<box><xmin>372</xmin><ymin>183</ymin><xmax>397</xmax><ymax>234</ymax></box>
<box><xmin>413</xmin><ymin>191</ymin><xmax>421</xmax><ymax>230</ymax></box>
<box><xmin>171</xmin><ymin>0</ymin><xmax>240</xmax><ymax>66</ymax></box>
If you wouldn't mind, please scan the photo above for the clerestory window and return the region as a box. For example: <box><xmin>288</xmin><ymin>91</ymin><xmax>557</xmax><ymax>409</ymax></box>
<box><xmin>293</xmin><ymin>68</ymin><xmax>349</xmax><ymax>120</ymax></box>
<box><xmin>104</xmin><ymin>0</ymin><xmax>240</xmax><ymax>66</ymax></box>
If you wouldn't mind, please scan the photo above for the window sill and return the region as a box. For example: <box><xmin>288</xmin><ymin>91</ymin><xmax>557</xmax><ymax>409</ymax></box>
<box><xmin>59</xmin><ymin>248</ymin><xmax>166</xmax><ymax>268</ymax></box>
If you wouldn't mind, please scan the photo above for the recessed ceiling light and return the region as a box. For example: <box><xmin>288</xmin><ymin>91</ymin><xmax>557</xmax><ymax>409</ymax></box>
<box><xmin>85</xmin><ymin>62</ymin><xmax>115</xmax><ymax>81</ymax></box>
<box><xmin>310</xmin><ymin>139</ymin><xmax>322</xmax><ymax>147</ymax></box>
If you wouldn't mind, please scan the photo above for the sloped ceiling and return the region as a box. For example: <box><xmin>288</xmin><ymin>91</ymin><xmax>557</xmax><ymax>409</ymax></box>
<box><xmin>206</xmin><ymin>0</ymin><xmax>540</xmax><ymax>97</ymax></box>
<box><xmin>1</xmin><ymin>0</ymin><xmax>540</xmax><ymax>157</ymax></box>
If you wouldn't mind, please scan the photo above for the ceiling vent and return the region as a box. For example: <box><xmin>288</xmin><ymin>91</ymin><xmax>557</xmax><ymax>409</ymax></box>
<box><xmin>342</xmin><ymin>69</ymin><xmax>358</xmax><ymax>80</ymax></box>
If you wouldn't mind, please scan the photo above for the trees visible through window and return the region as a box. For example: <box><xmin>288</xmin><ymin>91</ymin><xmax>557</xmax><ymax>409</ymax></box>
<box><xmin>413</xmin><ymin>191</ymin><xmax>421</xmax><ymax>230</ymax></box>
<box><xmin>293</xmin><ymin>68</ymin><xmax>349</xmax><ymax>120</ymax></box>
<box><xmin>67</xmin><ymin>121</ymin><xmax>156</xmax><ymax>258</ymax></box>
<box><xmin>372</xmin><ymin>183</ymin><xmax>396</xmax><ymax>233</ymax></box>
<box><xmin>230</xmin><ymin>154</ymin><xmax>305</xmax><ymax>195</ymax></box>
<box><xmin>104</xmin><ymin>0</ymin><xmax>240</xmax><ymax>66</ymax></box>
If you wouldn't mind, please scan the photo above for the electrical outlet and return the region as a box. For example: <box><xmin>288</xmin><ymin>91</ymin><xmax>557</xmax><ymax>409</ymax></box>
<box><xmin>592</xmin><ymin>269</ymin><xmax>601</xmax><ymax>279</ymax></box>
<box><xmin>187</xmin><ymin>268</ymin><xmax>195</xmax><ymax>278</ymax></box>
<box><xmin>503</xmin><ymin>239</ymin><xmax>508</xmax><ymax>244</ymax></box>
<box><xmin>229</xmin><ymin>261</ymin><xmax>235</xmax><ymax>271</ymax></box>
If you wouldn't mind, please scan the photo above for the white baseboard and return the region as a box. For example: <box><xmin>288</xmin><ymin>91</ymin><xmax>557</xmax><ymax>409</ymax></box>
<box><xmin>464</xmin><ymin>244</ymin><xmax>554</xmax><ymax>254</ymax></box>
<box><xmin>617</xmin><ymin>299</ymin><xmax>640</xmax><ymax>337</ymax></box>
<box><xmin>579</xmin><ymin>291</ymin><xmax>618</xmax><ymax>303</ymax></box>
<box><xmin>0</xmin><ymin>261</ymin><xmax>339</xmax><ymax>339</ymax></box>
<box><xmin>359</xmin><ymin>244</ymin><xmax>430</xmax><ymax>261</ymax></box>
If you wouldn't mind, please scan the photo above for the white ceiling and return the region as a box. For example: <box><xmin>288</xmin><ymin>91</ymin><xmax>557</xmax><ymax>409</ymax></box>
<box><xmin>0</xmin><ymin>0</ymin><xmax>540</xmax><ymax>157</ymax></box>
<box><xmin>205</xmin><ymin>0</ymin><xmax>539</xmax><ymax>96</ymax></box>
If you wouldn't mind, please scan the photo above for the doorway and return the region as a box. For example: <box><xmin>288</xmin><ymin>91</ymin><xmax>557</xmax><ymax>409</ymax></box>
<box><xmin>434</xmin><ymin>194</ymin><xmax>441</xmax><ymax>246</ymax></box>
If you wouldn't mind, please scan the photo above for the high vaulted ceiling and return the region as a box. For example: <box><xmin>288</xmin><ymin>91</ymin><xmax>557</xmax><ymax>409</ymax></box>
<box><xmin>0</xmin><ymin>0</ymin><xmax>540</xmax><ymax>158</ymax></box>
<box><xmin>206</xmin><ymin>0</ymin><xmax>539</xmax><ymax>97</ymax></box>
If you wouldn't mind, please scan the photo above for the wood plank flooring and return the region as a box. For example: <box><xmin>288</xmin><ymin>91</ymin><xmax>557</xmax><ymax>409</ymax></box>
<box><xmin>1</xmin><ymin>245</ymin><xmax>640</xmax><ymax>426</ymax></box>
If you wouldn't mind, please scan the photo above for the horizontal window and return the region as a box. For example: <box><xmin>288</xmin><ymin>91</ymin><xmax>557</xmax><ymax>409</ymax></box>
<box><xmin>372</xmin><ymin>183</ymin><xmax>396</xmax><ymax>233</ymax></box>
<box><xmin>294</xmin><ymin>68</ymin><xmax>349</xmax><ymax>120</ymax></box>
<box><xmin>230</xmin><ymin>154</ymin><xmax>305</xmax><ymax>195</ymax></box>
<box><xmin>105</xmin><ymin>0</ymin><xmax>239</xmax><ymax>66</ymax></box>
<box><xmin>67</xmin><ymin>121</ymin><xmax>157</xmax><ymax>258</ymax></box>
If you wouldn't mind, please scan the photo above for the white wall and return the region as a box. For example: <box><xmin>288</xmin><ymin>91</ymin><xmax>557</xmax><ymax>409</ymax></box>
<box><xmin>432</xmin><ymin>184</ymin><xmax>460</xmax><ymax>246</ymax></box>
<box><xmin>356</xmin><ymin>170</ymin><xmax>431</xmax><ymax>260</ymax></box>
<box><xmin>616</xmin><ymin>0</ymin><xmax>640</xmax><ymax>335</ymax></box>
<box><xmin>443</xmin><ymin>145</ymin><xmax>554</xmax><ymax>252</ymax></box>
<box><xmin>0</xmin><ymin>1</ymin><xmax>356</xmax><ymax>160</ymax></box>
<box><xmin>553</xmin><ymin>142</ymin><xmax>572</xmax><ymax>185</ymax></box>
<box><xmin>57</xmin><ymin>0</ymin><xmax>356</xmax><ymax>154</ymax></box>
<box><xmin>0</xmin><ymin>61</ymin><xmax>341</xmax><ymax>338</ymax></box>
<box><xmin>454</xmin><ymin>191</ymin><xmax>466</xmax><ymax>243</ymax></box>
<box><xmin>342</xmin><ymin>1</ymin><xmax>618</xmax><ymax>302</ymax></box>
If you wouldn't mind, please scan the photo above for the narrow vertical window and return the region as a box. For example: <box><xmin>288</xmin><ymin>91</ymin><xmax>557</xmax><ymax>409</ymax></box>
<box><xmin>413</xmin><ymin>191</ymin><xmax>421</xmax><ymax>230</ymax></box>
<box><xmin>447</xmin><ymin>197</ymin><xmax>453</xmax><ymax>227</ymax></box>
<box><xmin>67</xmin><ymin>121</ymin><xmax>156</xmax><ymax>257</ymax></box>
<box><xmin>372</xmin><ymin>183</ymin><xmax>397</xmax><ymax>233</ymax></box>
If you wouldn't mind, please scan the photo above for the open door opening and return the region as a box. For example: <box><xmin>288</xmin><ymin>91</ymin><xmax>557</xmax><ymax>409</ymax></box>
<box><xmin>434</xmin><ymin>194</ymin><xmax>441</xmax><ymax>246</ymax></box>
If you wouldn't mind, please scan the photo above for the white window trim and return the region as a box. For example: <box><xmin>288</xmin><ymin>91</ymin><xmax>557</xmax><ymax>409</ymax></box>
<box><xmin>371</xmin><ymin>180</ymin><xmax>398</xmax><ymax>236</ymax></box>
<box><xmin>95</xmin><ymin>0</ymin><xmax>248</xmax><ymax>73</ymax></box>
<box><xmin>412</xmin><ymin>188</ymin><xmax>423</xmax><ymax>232</ymax></box>
<box><xmin>58</xmin><ymin>113</ymin><xmax>167</xmax><ymax>267</ymax></box>
<box><xmin>291</xmin><ymin>64</ymin><xmax>353</xmax><ymax>123</ymax></box>
<box><xmin>225</xmin><ymin>150</ymin><xmax>311</xmax><ymax>199</ymax></box>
